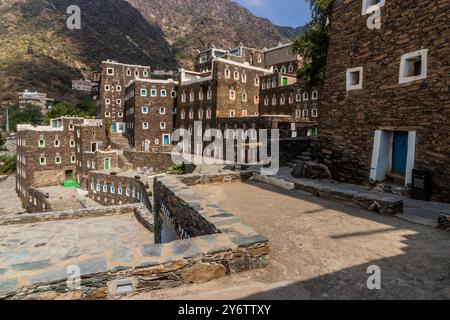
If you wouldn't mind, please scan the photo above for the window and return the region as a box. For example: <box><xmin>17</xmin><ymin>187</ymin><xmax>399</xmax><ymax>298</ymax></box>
<box><xmin>126</xmin><ymin>69</ymin><xmax>131</xmax><ymax>76</ymax></box>
<box><xmin>198</xmin><ymin>109</ymin><xmax>203</xmax><ymax>119</ymax></box>
<box><xmin>242</xmin><ymin>92</ymin><xmax>247</xmax><ymax>102</ymax></box>
<box><xmin>267</xmin><ymin>81</ymin><xmax>271</xmax><ymax>89</ymax></box>
<box><xmin>160</xmin><ymin>122</ymin><xmax>166</xmax><ymax>129</ymax></box>
<box><xmin>346</xmin><ymin>67</ymin><xmax>363</xmax><ymax>91</ymax></box>
<box><xmin>190</xmin><ymin>91</ymin><xmax>195</xmax><ymax>102</ymax></box>
<box><xmin>118</xmin><ymin>112</ymin><xmax>123</xmax><ymax>118</ymax></box>
<box><xmin>71</xmin><ymin>155</ymin><xmax>76</xmax><ymax>163</ymax></box>
<box><xmin>242</xmin><ymin>110</ymin><xmax>248</xmax><ymax>116</ymax></box>
<box><xmin>116</xmin><ymin>85</ymin><xmax>121</xmax><ymax>92</ymax></box>
<box><xmin>171</xmin><ymin>90</ymin><xmax>177</xmax><ymax>98</ymax></box>
<box><xmin>280</xmin><ymin>95</ymin><xmax>286</xmax><ymax>105</ymax></box>
<box><xmin>69</xmin><ymin>124</ymin><xmax>74</xmax><ymax>131</ymax></box>
<box><xmin>107</xmin><ymin>68</ymin><xmax>114</xmax><ymax>75</ymax></box>
<box><xmin>142</xmin><ymin>106</ymin><xmax>148</xmax><ymax>114</ymax></box>
<box><xmin>254</xmin><ymin>77</ymin><xmax>259</xmax><ymax>86</ymax></box>
<box><xmin>160</xmin><ymin>107</ymin><xmax>166</xmax><ymax>115</ymax></box>
<box><xmin>38</xmin><ymin>139</ymin><xmax>45</xmax><ymax>148</ymax></box>
<box><xmin>110</xmin><ymin>185</ymin><xmax>115</xmax><ymax>194</ymax></box>
<box><xmin>288</xmin><ymin>64</ymin><xmax>294</xmax><ymax>73</ymax></box>
<box><xmin>399</xmin><ymin>49</ymin><xmax>428</xmax><ymax>84</ymax></box>
<box><xmin>116</xmin><ymin>99</ymin><xmax>121</xmax><ymax>105</ymax></box>
<box><xmin>143</xmin><ymin>122</ymin><xmax>149</xmax><ymax>129</ymax></box>
<box><xmin>272</xmin><ymin>79</ymin><xmax>276</xmax><ymax>87</ymax></box>
<box><xmin>272</xmin><ymin>95</ymin><xmax>277</xmax><ymax>106</ymax></box>
<box><xmin>274</xmin><ymin>67</ymin><xmax>279</xmax><ymax>74</ymax></box>
<box><xmin>189</xmin><ymin>109</ymin><xmax>194</xmax><ymax>119</ymax></box>
<box><xmin>302</xmin><ymin>109</ymin><xmax>309</xmax><ymax>118</ymax></box>
<box><xmin>289</xmin><ymin>95</ymin><xmax>294</xmax><ymax>104</ymax></box>
<box><xmin>207</xmin><ymin>88</ymin><xmax>212</xmax><ymax>100</ymax></box>
<box><xmin>296</xmin><ymin>93</ymin><xmax>301</xmax><ymax>102</ymax></box>
<box><xmin>105</xmin><ymin>99</ymin><xmax>110</xmax><ymax>104</ymax></box>
<box><xmin>118</xmin><ymin>186</ymin><xmax>123</xmax><ymax>195</ymax></box>
<box><xmin>151</xmin><ymin>89</ymin><xmax>157</xmax><ymax>97</ymax></box>
<box><xmin>199</xmin><ymin>55</ymin><xmax>207</xmax><ymax>63</ymax></box>
<box><xmin>229</xmin><ymin>90</ymin><xmax>236</xmax><ymax>100</ymax></box>
<box><xmin>312</xmin><ymin>91</ymin><xmax>319</xmax><ymax>100</ymax></box>
<box><xmin>242</xmin><ymin>73</ymin><xmax>247</xmax><ymax>83</ymax></box>
<box><xmin>103</xmin><ymin>184</ymin><xmax>108</xmax><ymax>192</ymax></box>
<box><xmin>280</xmin><ymin>66</ymin><xmax>287</xmax><ymax>73</ymax></box>
<box><xmin>312</xmin><ymin>108</ymin><xmax>318</xmax><ymax>118</ymax></box>
<box><xmin>257</xmin><ymin>54</ymin><xmax>262</xmax><ymax>63</ymax></box>
<box><xmin>54</xmin><ymin>139</ymin><xmax>60</xmax><ymax>147</ymax></box>
<box><xmin>181</xmin><ymin>110</ymin><xmax>186</xmax><ymax>119</ymax></box>
<box><xmin>295</xmin><ymin>109</ymin><xmax>301</xmax><ymax>118</ymax></box>
<box><xmin>303</xmin><ymin>92</ymin><xmax>309</xmax><ymax>101</ymax></box>
<box><xmin>198</xmin><ymin>90</ymin><xmax>204</xmax><ymax>101</ymax></box>
<box><xmin>229</xmin><ymin>110</ymin><xmax>236</xmax><ymax>118</ymax></box>
<box><xmin>264</xmin><ymin>97</ymin><xmax>269</xmax><ymax>106</ymax></box>
<box><xmin>262</xmin><ymin>82</ymin><xmax>265</xmax><ymax>90</ymax></box>
<box><xmin>105</xmin><ymin>85</ymin><xmax>110</xmax><ymax>91</ymax></box>
<box><xmin>224</xmin><ymin>68</ymin><xmax>231</xmax><ymax>78</ymax></box>
<box><xmin>134</xmin><ymin>70</ymin><xmax>139</xmax><ymax>77</ymax></box>
<box><xmin>105</xmin><ymin>112</ymin><xmax>111</xmax><ymax>118</ymax></box>
<box><xmin>181</xmin><ymin>92</ymin><xmax>186</xmax><ymax>102</ymax></box>
<box><xmin>140</xmin><ymin>89</ymin><xmax>147</xmax><ymax>96</ymax></box>
<box><xmin>55</xmin><ymin>156</ymin><xmax>61</xmax><ymax>164</ymax></box>
<box><xmin>206</xmin><ymin>108</ymin><xmax>212</xmax><ymax>119</ymax></box>
<box><xmin>40</xmin><ymin>157</ymin><xmax>46</xmax><ymax>165</ymax></box>
<box><xmin>254</xmin><ymin>95</ymin><xmax>259</xmax><ymax>104</ymax></box>
<box><xmin>96</xmin><ymin>183</ymin><xmax>101</xmax><ymax>192</ymax></box>
<box><xmin>143</xmin><ymin>71</ymin><xmax>149</xmax><ymax>78</ymax></box>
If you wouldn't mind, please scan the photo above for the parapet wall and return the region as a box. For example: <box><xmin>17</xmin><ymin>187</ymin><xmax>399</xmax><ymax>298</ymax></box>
<box><xmin>123</xmin><ymin>150</ymin><xmax>173</xmax><ymax>173</ymax></box>
<box><xmin>25</xmin><ymin>187</ymin><xmax>52</xmax><ymax>213</ymax></box>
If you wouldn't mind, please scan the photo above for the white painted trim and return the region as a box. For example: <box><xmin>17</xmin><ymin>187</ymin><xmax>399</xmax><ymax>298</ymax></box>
<box><xmin>346</xmin><ymin>67</ymin><xmax>363</xmax><ymax>91</ymax></box>
<box><xmin>214</xmin><ymin>57</ymin><xmax>272</xmax><ymax>73</ymax></box>
<box><xmin>399</xmin><ymin>49</ymin><xmax>428</xmax><ymax>84</ymax></box>
<box><xmin>405</xmin><ymin>131</ymin><xmax>416</xmax><ymax>185</ymax></box>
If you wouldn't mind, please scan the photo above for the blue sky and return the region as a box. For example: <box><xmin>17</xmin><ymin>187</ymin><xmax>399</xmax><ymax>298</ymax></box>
<box><xmin>233</xmin><ymin>0</ymin><xmax>311</xmax><ymax>27</ymax></box>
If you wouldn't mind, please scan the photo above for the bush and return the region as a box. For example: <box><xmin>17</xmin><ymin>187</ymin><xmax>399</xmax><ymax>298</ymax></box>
<box><xmin>168</xmin><ymin>162</ymin><xmax>185</xmax><ymax>175</ymax></box>
<box><xmin>0</xmin><ymin>155</ymin><xmax>16</xmax><ymax>175</ymax></box>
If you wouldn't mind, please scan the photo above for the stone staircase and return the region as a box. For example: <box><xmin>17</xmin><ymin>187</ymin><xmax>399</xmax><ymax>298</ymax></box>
<box><xmin>286</xmin><ymin>152</ymin><xmax>312</xmax><ymax>168</ymax></box>
<box><xmin>110</xmin><ymin>134</ymin><xmax>131</xmax><ymax>150</ymax></box>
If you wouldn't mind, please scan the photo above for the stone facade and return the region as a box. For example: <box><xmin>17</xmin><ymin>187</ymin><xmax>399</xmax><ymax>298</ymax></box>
<box><xmin>122</xmin><ymin>150</ymin><xmax>173</xmax><ymax>173</ymax></box>
<box><xmin>97</xmin><ymin>60</ymin><xmax>151</xmax><ymax>133</ymax></box>
<box><xmin>263</xmin><ymin>42</ymin><xmax>303</xmax><ymax>74</ymax></box>
<box><xmin>16</xmin><ymin>117</ymin><xmax>85</xmax><ymax>206</ymax></box>
<box><xmin>124</xmin><ymin>79</ymin><xmax>177</xmax><ymax>151</ymax></box>
<box><xmin>317</xmin><ymin>0</ymin><xmax>450</xmax><ymax>202</ymax></box>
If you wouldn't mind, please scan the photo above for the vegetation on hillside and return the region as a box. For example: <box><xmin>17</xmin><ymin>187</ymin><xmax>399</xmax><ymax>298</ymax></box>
<box><xmin>43</xmin><ymin>99</ymin><xmax>96</xmax><ymax>124</ymax></box>
<box><xmin>7</xmin><ymin>105</ymin><xmax>43</xmax><ymax>131</ymax></box>
<box><xmin>293</xmin><ymin>0</ymin><xmax>334</xmax><ymax>89</ymax></box>
<box><xmin>0</xmin><ymin>155</ymin><xmax>16</xmax><ymax>175</ymax></box>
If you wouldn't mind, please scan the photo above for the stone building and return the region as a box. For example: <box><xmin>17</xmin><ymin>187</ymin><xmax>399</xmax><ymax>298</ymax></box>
<box><xmin>72</xmin><ymin>79</ymin><xmax>94</xmax><ymax>93</ymax></box>
<box><xmin>16</xmin><ymin>117</ymin><xmax>85</xmax><ymax>205</ymax></box>
<box><xmin>177</xmin><ymin>58</ymin><xmax>271</xmax><ymax>157</ymax></box>
<box><xmin>259</xmin><ymin>73</ymin><xmax>319</xmax><ymax>137</ymax></box>
<box><xmin>124</xmin><ymin>79</ymin><xmax>177</xmax><ymax>151</ymax></box>
<box><xmin>317</xmin><ymin>0</ymin><xmax>450</xmax><ymax>201</ymax></box>
<box><xmin>263</xmin><ymin>42</ymin><xmax>303</xmax><ymax>74</ymax></box>
<box><xmin>96</xmin><ymin>60</ymin><xmax>151</xmax><ymax>134</ymax></box>
<box><xmin>17</xmin><ymin>90</ymin><xmax>54</xmax><ymax>114</ymax></box>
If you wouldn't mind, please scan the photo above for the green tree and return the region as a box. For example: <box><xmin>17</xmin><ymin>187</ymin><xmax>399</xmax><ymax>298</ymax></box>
<box><xmin>43</xmin><ymin>99</ymin><xmax>96</xmax><ymax>124</ymax></box>
<box><xmin>0</xmin><ymin>155</ymin><xmax>16</xmax><ymax>175</ymax></box>
<box><xmin>9</xmin><ymin>104</ymin><xmax>43</xmax><ymax>131</ymax></box>
<box><xmin>0</xmin><ymin>132</ymin><xmax>5</xmax><ymax>150</ymax></box>
<box><xmin>293</xmin><ymin>0</ymin><xmax>334</xmax><ymax>89</ymax></box>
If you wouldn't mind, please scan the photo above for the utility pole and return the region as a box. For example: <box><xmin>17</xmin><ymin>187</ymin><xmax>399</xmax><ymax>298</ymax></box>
<box><xmin>5</xmin><ymin>104</ymin><xmax>9</xmax><ymax>132</ymax></box>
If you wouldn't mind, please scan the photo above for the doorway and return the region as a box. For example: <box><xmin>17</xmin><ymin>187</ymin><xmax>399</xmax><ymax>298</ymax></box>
<box><xmin>392</xmin><ymin>131</ymin><xmax>408</xmax><ymax>176</ymax></box>
<box><xmin>104</xmin><ymin>158</ymin><xmax>111</xmax><ymax>170</ymax></box>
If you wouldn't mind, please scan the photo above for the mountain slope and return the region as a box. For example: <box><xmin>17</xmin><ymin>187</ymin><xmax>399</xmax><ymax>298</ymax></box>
<box><xmin>0</xmin><ymin>0</ymin><xmax>303</xmax><ymax>102</ymax></box>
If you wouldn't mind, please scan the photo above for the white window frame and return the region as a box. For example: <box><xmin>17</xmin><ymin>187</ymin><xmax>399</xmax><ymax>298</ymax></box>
<box><xmin>399</xmin><ymin>49</ymin><xmax>428</xmax><ymax>84</ymax></box>
<box><xmin>346</xmin><ymin>67</ymin><xmax>364</xmax><ymax>91</ymax></box>
<box><xmin>229</xmin><ymin>90</ymin><xmax>236</xmax><ymax>101</ymax></box>
<box><xmin>106</xmin><ymin>68</ymin><xmax>114</xmax><ymax>75</ymax></box>
<box><xmin>143</xmin><ymin>122</ymin><xmax>149</xmax><ymax>130</ymax></box>
<box><xmin>160</xmin><ymin>107</ymin><xmax>166</xmax><ymax>115</ymax></box>
<box><xmin>160</xmin><ymin>122</ymin><xmax>166</xmax><ymax>130</ymax></box>
<box><xmin>142</xmin><ymin>106</ymin><xmax>148</xmax><ymax>114</ymax></box>
<box><xmin>151</xmin><ymin>89</ymin><xmax>157</xmax><ymax>97</ymax></box>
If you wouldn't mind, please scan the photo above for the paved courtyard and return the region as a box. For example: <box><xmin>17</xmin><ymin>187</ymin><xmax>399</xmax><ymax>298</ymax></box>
<box><xmin>0</xmin><ymin>214</ymin><xmax>154</xmax><ymax>294</ymax></box>
<box><xmin>0</xmin><ymin>176</ymin><xmax>24</xmax><ymax>214</ymax></box>
<box><xmin>130</xmin><ymin>181</ymin><xmax>450</xmax><ymax>300</ymax></box>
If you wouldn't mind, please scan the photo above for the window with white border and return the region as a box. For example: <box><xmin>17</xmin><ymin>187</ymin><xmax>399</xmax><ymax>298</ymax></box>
<box><xmin>143</xmin><ymin>122</ymin><xmax>149</xmax><ymax>129</ymax></box>
<box><xmin>346</xmin><ymin>67</ymin><xmax>363</xmax><ymax>91</ymax></box>
<box><xmin>399</xmin><ymin>49</ymin><xmax>428</xmax><ymax>84</ymax></box>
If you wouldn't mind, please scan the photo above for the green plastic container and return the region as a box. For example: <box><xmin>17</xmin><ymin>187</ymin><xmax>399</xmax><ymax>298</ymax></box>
<box><xmin>63</xmin><ymin>179</ymin><xmax>80</xmax><ymax>188</ymax></box>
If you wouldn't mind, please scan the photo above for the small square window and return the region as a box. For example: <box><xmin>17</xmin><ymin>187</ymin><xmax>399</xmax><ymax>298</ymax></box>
<box><xmin>160</xmin><ymin>89</ymin><xmax>167</xmax><ymax>97</ymax></box>
<box><xmin>116</xmin><ymin>85</ymin><xmax>121</xmax><ymax>91</ymax></box>
<box><xmin>160</xmin><ymin>107</ymin><xmax>166</xmax><ymax>115</ymax></box>
<box><xmin>143</xmin><ymin>71</ymin><xmax>149</xmax><ymax>78</ymax></box>
<box><xmin>54</xmin><ymin>140</ymin><xmax>60</xmax><ymax>147</ymax></box>
<box><xmin>142</xmin><ymin>106</ymin><xmax>148</xmax><ymax>114</ymax></box>
<box><xmin>55</xmin><ymin>157</ymin><xmax>62</xmax><ymax>164</ymax></box>
<box><xmin>140</xmin><ymin>89</ymin><xmax>147</xmax><ymax>97</ymax></box>
<box><xmin>143</xmin><ymin>122</ymin><xmax>149</xmax><ymax>129</ymax></box>
<box><xmin>107</xmin><ymin>68</ymin><xmax>114</xmax><ymax>75</ymax></box>
<box><xmin>105</xmin><ymin>99</ymin><xmax>110</xmax><ymax>104</ymax></box>
<box><xmin>40</xmin><ymin>157</ymin><xmax>46</xmax><ymax>165</ymax></box>
<box><xmin>346</xmin><ymin>67</ymin><xmax>363</xmax><ymax>91</ymax></box>
<box><xmin>399</xmin><ymin>49</ymin><xmax>428</xmax><ymax>84</ymax></box>
<box><xmin>160</xmin><ymin>122</ymin><xmax>166</xmax><ymax>129</ymax></box>
<box><xmin>116</xmin><ymin>99</ymin><xmax>121</xmax><ymax>105</ymax></box>
<box><xmin>105</xmin><ymin>85</ymin><xmax>110</xmax><ymax>91</ymax></box>
<box><xmin>151</xmin><ymin>89</ymin><xmax>157</xmax><ymax>97</ymax></box>
<box><xmin>69</xmin><ymin>124</ymin><xmax>74</xmax><ymax>131</ymax></box>
<box><xmin>38</xmin><ymin>139</ymin><xmax>45</xmax><ymax>148</ymax></box>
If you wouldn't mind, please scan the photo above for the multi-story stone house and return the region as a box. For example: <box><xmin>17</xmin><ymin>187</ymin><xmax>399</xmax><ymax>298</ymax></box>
<box><xmin>263</xmin><ymin>42</ymin><xmax>303</xmax><ymax>75</ymax></box>
<box><xmin>259</xmin><ymin>73</ymin><xmax>320</xmax><ymax>137</ymax></box>
<box><xmin>317</xmin><ymin>0</ymin><xmax>450</xmax><ymax>201</ymax></box>
<box><xmin>194</xmin><ymin>44</ymin><xmax>265</xmax><ymax>73</ymax></box>
<box><xmin>177</xmin><ymin>58</ymin><xmax>271</xmax><ymax>157</ymax></box>
<box><xmin>124</xmin><ymin>79</ymin><xmax>177</xmax><ymax>151</ymax></box>
<box><xmin>96</xmin><ymin>60</ymin><xmax>151</xmax><ymax>134</ymax></box>
<box><xmin>16</xmin><ymin>117</ymin><xmax>85</xmax><ymax>205</ymax></box>
<box><xmin>17</xmin><ymin>90</ymin><xmax>54</xmax><ymax>114</ymax></box>
<box><xmin>74</xmin><ymin>119</ymin><xmax>119</xmax><ymax>188</ymax></box>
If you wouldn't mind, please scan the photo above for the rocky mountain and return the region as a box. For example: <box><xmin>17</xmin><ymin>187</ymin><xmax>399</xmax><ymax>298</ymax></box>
<box><xmin>0</xmin><ymin>0</ymin><xmax>304</xmax><ymax>102</ymax></box>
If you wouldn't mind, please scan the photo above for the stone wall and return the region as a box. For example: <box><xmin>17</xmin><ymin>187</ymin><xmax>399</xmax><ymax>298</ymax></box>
<box><xmin>279</xmin><ymin>137</ymin><xmax>315</xmax><ymax>165</ymax></box>
<box><xmin>25</xmin><ymin>187</ymin><xmax>52</xmax><ymax>213</ymax></box>
<box><xmin>317</xmin><ymin>0</ymin><xmax>450</xmax><ymax>202</ymax></box>
<box><xmin>87</xmin><ymin>171</ymin><xmax>151</xmax><ymax>209</ymax></box>
<box><xmin>123</xmin><ymin>150</ymin><xmax>173</xmax><ymax>173</ymax></box>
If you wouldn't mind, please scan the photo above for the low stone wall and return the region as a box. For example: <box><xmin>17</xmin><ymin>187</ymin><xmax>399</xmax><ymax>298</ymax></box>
<box><xmin>123</xmin><ymin>150</ymin><xmax>173</xmax><ymax>173</ymax></box>
<box><xmin>438</xmin><ymin>214</ymin><xmax>450</xmax><ymax>232</ymax></box>
<box><xmin>87</xmin><ymin>171</ymin><xmax>152</xmax><ymax>210</ymax></box>
<box><xmin>26</xmin><ymin>187</ymin><xmax>52</xmax><ymax>213</ymax></box>
<box><xmin>279</xmin><ymin>137</ymin><xmax>315</xmax><ymax>165</ymax></box>
<box><xmin>0</xmin><ymin>204</ymin><xmax>140</xmax><ymax>226</ymax></box>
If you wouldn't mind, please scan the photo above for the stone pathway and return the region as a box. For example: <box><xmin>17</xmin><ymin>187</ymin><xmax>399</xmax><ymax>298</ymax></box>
<box><xmin>130</xmin><ymin>181</ymin><xmax>450</xmax><ymax>300</ymax></box>
<box><xmin>0</xmin><ymin>176</ymin><xmax>24</xmax><ymax>214</ymax></box>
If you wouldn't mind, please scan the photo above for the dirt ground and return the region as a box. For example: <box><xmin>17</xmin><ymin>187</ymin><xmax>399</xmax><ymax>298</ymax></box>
<box><xmin>128</xmin><ymin>181</ymin><xmax>450</xmax><ymax>300</ymax></box>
